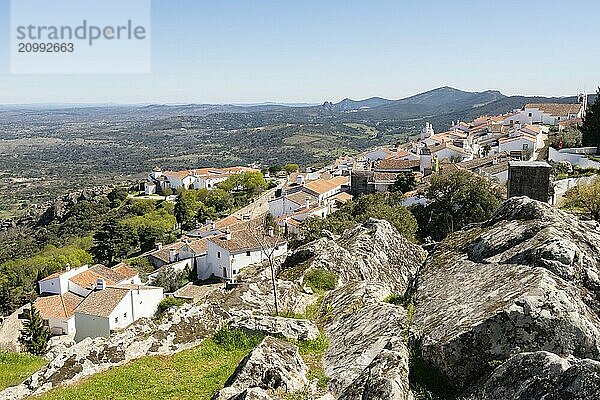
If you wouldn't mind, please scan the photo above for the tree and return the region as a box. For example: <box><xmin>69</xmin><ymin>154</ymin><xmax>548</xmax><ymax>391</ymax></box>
<box><xmin>108</xmin><ymin>187</ymin><xmax>128</xmax><ymax>207</ymax></box>
<box><xmin>283</xmin><ymin>163</ymin><xmax>300</xmax><ymax>175</ymax></box>
<box><xmin>564</xmin><ymin>178</ymin><xmax>600</xmax><ymax>221</ymax></box>
<box><xmin>390</xmin><ymin>172</ymin><xmax>417</xmax><ymax>194</ymax></box>
<box><xmin>91</xmin><ymin>218</ymin><xmax>137</xmax><ymax>265</ymax></box>
<box><xmin>296</xmin><ymin>193</ymin><xmax>418</xmax><ymax>247</ymax></box>
<box><xmin>138</xmin><ymin>225</ymin><xmax>165</xmax><ymax>252</ymax></box>
<box><xmin>581</xmin><ymin>88</ymin><xmax>600</xmax><ymax>152</ymax></box>
<box><xmin>174</xmin><ymin>191</ymin><xmax>199</xmax><ymax>231</ymax></box>
<box><xmin>153</xmin><ymin>266</ymin><xmax>191</xmax><ymax>293</ymax></box>
<box><xmin>19</xmin><ymin>306</ymin><xmax>50</xmax><ymax>356</ymax></box>
<box><xmin>549</xmin><ymin>127</ymin><xmax>583</xmax><ymax>150</ymax></box>
<box><xmin>412</xmin><ymin>171</ymin><xmax>505</xmax><ymax>241</ymax></box>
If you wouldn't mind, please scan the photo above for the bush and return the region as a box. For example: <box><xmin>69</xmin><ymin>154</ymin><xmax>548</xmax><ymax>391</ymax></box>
<box><xmin>298</xmin><ymin>333</ymin><xmax>328</xmax><ymax>355</ymax></box>
<box><xmin>384</xmin><ymin>293</ymin><xmax>407</xmax><ymax>306</ymax></box>
<box><xmin>304</xmin><ymin>269</ymin><xmax>338</xmax><ymax>292</ymax></box>
<box><xmin>212</xmin><ymin>325</ymin><xmax>263</xmax><ymax>351</ymax></box>
<box><xmin>156</xmin><ymin>297</ymin><xmax>185</xmax><ymax>316</ymax></box>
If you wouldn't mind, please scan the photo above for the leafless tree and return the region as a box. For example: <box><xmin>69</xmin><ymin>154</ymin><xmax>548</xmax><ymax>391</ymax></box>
<box><xmin>246</xmin><ymin>214</ymin><xmax>285</xmax><ymax>316</ymax></box>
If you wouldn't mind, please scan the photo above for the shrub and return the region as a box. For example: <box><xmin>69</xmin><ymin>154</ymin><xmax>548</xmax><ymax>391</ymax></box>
<box><xmin>213</xmin><ymin>325</ymin><xmax>264</xmax><ymax>351</ymax></box>
<box><xmin>384</xmin><ymin>293</ymin><xmax>407</xmax><ymax>306</ymax></box>
<box><xmin>156</xmin><ymin>297</ymin><xmax>185</xmax><ymax>317</ymax></box>
<box><xmin>304</xmin><ymin>269</ymin><xmax>338</xmax><ymax>292</ymax></box>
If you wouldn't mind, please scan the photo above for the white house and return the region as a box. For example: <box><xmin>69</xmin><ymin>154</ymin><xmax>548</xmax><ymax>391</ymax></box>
<box><xmin>36</xmin><ymin>263</ymin><xmax>144</xmax><ymax>337</ymax></box>
<box><xmin>74</xmin><ymin>282</ymin><xmax>163</xmax><ymax>342</ymax></box>
<box><xmin>302</xmin><ymin>176</ymin><xmax>349</xmax><ymax>203</ymax></box>
<box><xmin>33</xmin><ymin>292</ymin><xmax>84</xmax><ymax>336</ymax></box>
<box><xmin>204</xmin><ymin>229</ymin><xmax>287</xmax><ymax>282</ymax></box>
<box><xmin>149</xmin><ymin>166</ymin><xmax>260</xmax><ymax>191</ymax></box>
<box><xmin>430</xmin><ymin>142</ymin><xmax>473</xmax><ymax>162</ymax></box>
<box><xmin>509</xmin><ymin>103</ymin><xmax>584</xmax><ymax>126</ymax></box>
<box><xmin>498</xmin><ymin>134</ymin><xmax>537</xmax><ymax>161</ymax></box>
<box><xmin>268</xmin><ymin>191</ymin><xmax>318</xmax><ymax>218</ymax></box>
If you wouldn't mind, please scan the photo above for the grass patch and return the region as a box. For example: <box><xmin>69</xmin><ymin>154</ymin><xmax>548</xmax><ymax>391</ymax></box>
<box><xmin>304</xmin><ymin>269</ymin><xmax>338</xmax><ymax>293</ymax></box>
<box><xmin>155</xmin><ymin>297</ymin><xmax>186</xmax><ymax>318</ymax></box>
<box><xmin>36</xmin><ymin>327</ymin><xmax>262</xmax><ymax>400</ymax></box>
<box><xmin>0</xmin><ymin>351</ymin><xmax>47</xmax><ymax>390</ymax></box>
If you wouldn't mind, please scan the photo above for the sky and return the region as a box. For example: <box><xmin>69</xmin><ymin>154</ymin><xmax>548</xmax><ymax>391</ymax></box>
<box><xmin>0</xmin><ymin>0</ymin><xmax>599</xmax><ymax>104</ymax></box>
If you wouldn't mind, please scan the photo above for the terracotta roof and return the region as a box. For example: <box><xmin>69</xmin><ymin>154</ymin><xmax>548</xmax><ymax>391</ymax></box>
<box><xmin>33</xmin><ymin>292</ymin><xmax>84</xmax><ymax>319</ymax></box>
<box><xmin>303</xmin><ymin>177</ymin><xmax>349</xmax><ymax>195</ymax></box>
<box><xmin>524</xmin><ymin>103</ymin><xmax>582</xmax><ymax>117</ymax></box>
<box><xmin>558</xmin><ymin>118</ymin><xmax>582</xmax><ymax>127</ymax></box>
<box><xmin>430</xmin><ymin>142</ymin><xmax>471</xmax><ymax>156</ymax></box>
<box><xmin>148</xmin><ymin>242</ymin><xmax>186</xmax><ymax>263</ymax></box>
<box><xmin>330</xmin><ymin>192</ymin><xmax>353</xmax><ymax>203</ymax></box>
<box><xmin>215</xmin><ymin>215</ymin><xmax>243</xmax><ymax>229</ymax></box>
<box><xmin>210</xmin><ymin>230</ymin><xmax>286</xmax><ymax>254</ymax></box>
<box><xmin>498</xmin><ymin>134</ymin><xmax>536</xmax><ymax>144</ymax></box>
<box><xmin>375</xmin><ymin>159</ymin><xmax>420</xmax><ymax>171</ymax></box>
<box><xmin>184</xmin><ymin>238</ymin><xmax>208</xmax><ymax>254</ymax></box>
<box><xmin>163</xmin><ymin>170</ymin><xmax>195</xmax><ymax>179</ymax></box>
<box><xmin>481</xmin><ymin>161</ymin><xmax>510</xmax><ymax>175</ymax></box>
<box><xmin>373</xmin><ymin>172</ymin><xmax>402</xmax><ymax>182</ymax></box>
<box><xmin>111</xmin><ymin>263</ymin><xmax>138</xmax><ymax>280</ymax></box>
<box><xmin>69</xmin><ymin>265</ymin><xmax>119</xmax><ymax>289</ymax></box>
<box><xmin>284</xmin><ymin>191</ymin><xmax>318</xmax><ymax>206</ymax></box>
<box><xmin>457</xmin><ymin>152</ymin><xmax>508</xmax><ymax>171</ymax></box>
<box><xmin>75</xmin><ymin>287</ymin><xmax>130</xmax><ymax>318</ymax></box>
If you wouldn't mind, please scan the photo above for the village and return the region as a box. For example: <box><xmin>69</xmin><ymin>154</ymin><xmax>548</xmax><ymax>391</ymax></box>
<box><xmin>21</xmin><ymin>95</ymin><xmax>600</xmax><ymax>346</ymax></box>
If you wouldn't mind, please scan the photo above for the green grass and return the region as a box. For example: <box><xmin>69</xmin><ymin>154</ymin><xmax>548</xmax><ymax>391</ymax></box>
<box><xmin>37</xmin><ymin>327</ymin><xmax>263</xmax><ymax>400</ymax></box>
<box><xmin>0</xmin><ymin>351</ymin><xmax>47</xmax><ymax>390</ymax></box>
<box><xmin>304</xmin><ymin>269</ymin><xmax>338</xmax><ymax>293</ymax></box>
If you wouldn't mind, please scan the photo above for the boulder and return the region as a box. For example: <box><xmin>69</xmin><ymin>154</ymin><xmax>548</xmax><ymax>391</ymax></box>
<box><xmin>467</xmin><ymin>196</ymin><xmax>600</xmax><ymax>305</ymax></box>
<box><xmin>229</xmin><ymin>311</ymin><xmax>320</xmax><ymax>341</ymax></box>
<box><xmin>411</xmin><ymin>197</ymin><xmax>600</xmax><ymax>391</ymax></box>
<box><xmin>465</xmin><ymin>351</ymin><xmax>600</xmax><ymax>400</ymax></box>
<box><xmin>281</xmin><ymin>219</ymin><xmax>427</xmax><ymax>294</ymax></box>
<box><xmin>338</xmin><ymin>345</ymin><xmax>413</xmax><ymax>400</ymax></box>
<box><xmin>322</xmin><ymin>282</ymin><xmax>410</xmax><ymax>397</ymax></box>
<box><xmin>213</xmin><ymin>336</ymin><xmax>308</xmax><ymax>399</ymax></box>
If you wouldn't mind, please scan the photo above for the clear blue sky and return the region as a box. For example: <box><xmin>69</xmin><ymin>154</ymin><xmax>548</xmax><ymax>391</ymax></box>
<box><xmin>0</xmin><ymin>0</ymin><xmax>598</xmax><ymax>104</ymax></box>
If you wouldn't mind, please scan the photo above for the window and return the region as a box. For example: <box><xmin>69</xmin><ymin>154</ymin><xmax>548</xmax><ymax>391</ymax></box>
<box><xmin>523</xmin><ymin>143</ymin><xmax>529</xmax><ymax>150</ymax></box>
<box><xmin>217</xmin><ymin>251</ymin><xmax>221</xmax><ymax>259</ymax></box>
<box><xmin>528</xmin><ymin>112</ymin><xmax>532</xmax><ymax>117</ymax></box>
<box><xmin>43</xmin><ymin>319</ymin><xmax>49</xmax><ymax>327</ymax></box>
<box><xmin>123</xmin><ymin>312</ymin><xmax>127</xmax><ymax>318</ymax></box>
<box><xmin>222</xmin><ymin>267</ymin><xmax>227</xmax><ymax>278</ymax></box>
<box><xmin>115</xmin><ymin>316</ymin><xmax>119</xmax><ymax>323</ymax></box>
<box><xmin>246</xmin><ymin>251</ymin><xmax>251</xmax><ymax>256</ymax></box>
<box><xmin>275</xmin><ymin>246</ymin><xmax>279</xmax><ymax>250</ymax></box>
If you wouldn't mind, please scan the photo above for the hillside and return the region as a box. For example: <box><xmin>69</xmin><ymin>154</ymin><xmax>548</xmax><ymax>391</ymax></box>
<box><xmin>3</xmin><ymin>197</ymin><xmax>600</xmax><ymax>399</ymax></box>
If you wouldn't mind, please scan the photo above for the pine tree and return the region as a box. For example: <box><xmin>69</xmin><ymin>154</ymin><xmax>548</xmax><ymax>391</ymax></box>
<box><xmin>19</xmin><ymin>306</ymin><xmax>50</xmax><ymax>356</ymax></box>
<box><xmin>581</xmin><ymin>88</ymin><xmax>600</xmax><ymax>152</ymax></box>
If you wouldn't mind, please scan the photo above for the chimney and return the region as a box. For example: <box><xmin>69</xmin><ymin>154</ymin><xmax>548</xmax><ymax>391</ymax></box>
<box><xmin>211</xmin><ymin>222</ymin><xmax>216</xmax><ymax>230</ymax></box>
<box><xmin>493</xmin><ymin>157</ymin><xmax>498</xmax><ymax>165</ymax></box>
<box><xmin>156</xmin><ymin>242</ymin><xmax>163</xmax><ymax>251</ymax></box>
<box><xmin>225</xmin><ymin>229</ymin><xmax>232</xmax><ymax>240</ymax></box>
<box><xmin>65</xmin><ymin>263</ymin><xmax>71</xmax><ymax>272</ymax></box>
<box><xmin>305</xmin><ymin>196</ymin><xmax>311</xmax><ymax>209</ymax></box>
<box><xmin>96</xmin><ymin>278</ymin><xmax>106</xmax><ymax>291</ymax></box>
<box><xmin>169</xmin><ymin>248</ymin><xmax>177</xmax><ymax>263</ymax></box>
<box><xmin>268</xmin><ymin>226</ymin><xmax>274</xmax><ymax>237</ymax></box>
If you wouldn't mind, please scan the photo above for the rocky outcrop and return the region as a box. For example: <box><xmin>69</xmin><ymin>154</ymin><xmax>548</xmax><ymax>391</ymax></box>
<box><xmin>230</xmin><ymin>311</ymin><xmax>320</xmax><ymax>341</ymax></box>
<box><xmin>339</xmin><ymin>346</ymin><xmax>413</xmax><ymax>400</ymax></box>
<box><xmin>281</xmin><ymin>219</ymin><xmax>427</xmax><ymax>294</ymax></box>
<box><xmin>411</xmin><ymin>196</ymin><xmax>600</xmax><ymax>392</ymax></box>
<box><xmin>213</xmin><ymin>336</ymin><xmax>308</xmax><ymax>400</ymax></box>
<box><xmin>467</xmin><ymin>196</ymin><xmax>600</xmax><ymax>306</ymax></box>
<box><xmin>322</xmin><ymin>282</ymin><xmax>411</xmax><ymax>399</ymax></box>
<box><xmin>464</xmin><ymin>351</ymin><xmax>600</xmax><ymax>400</ymax></box>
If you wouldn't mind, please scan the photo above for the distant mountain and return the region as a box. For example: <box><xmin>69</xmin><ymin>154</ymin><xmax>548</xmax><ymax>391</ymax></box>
<box><xmin>329</xmin><ymin>97</ymin><xmax>395</xmax><ymax>111</ymax></box>
<box><xmin>393</xmin><ymin>86</ymin><xmax>505</xmax><ymax>107</ymax></box>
